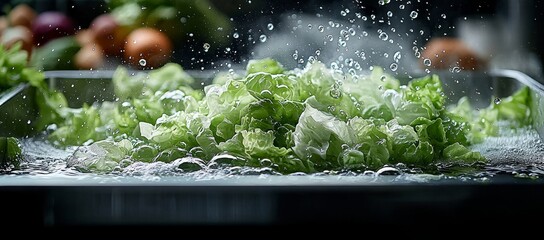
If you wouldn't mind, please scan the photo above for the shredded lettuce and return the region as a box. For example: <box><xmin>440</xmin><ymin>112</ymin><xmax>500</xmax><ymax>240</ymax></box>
<box><xmin>46</xmin><ymin>59</ymin><xmax>534</xmax><ymax>173</ymax></box>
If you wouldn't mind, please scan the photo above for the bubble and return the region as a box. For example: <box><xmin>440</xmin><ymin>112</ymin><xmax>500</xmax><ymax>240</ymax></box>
<box><xmin>376</xmin><ymin>166</ymin><xmax>400</xmax><ymax>176</ymax></box>
<box><xmin>327</xmin><ymin>35</ymin><xmax>334</xmax><ymax>41</ymax></box>
<box><xmin>452</xmin><ymin>66</ymin><xmax>461</xmax><ymax>73</ymax></box>
<box><xmin>441</xmin><ymin>13</ymin><xmax>447</xmax><ymax>19</ymax></box>
<box><xmin>494</xmin><ymin>97</ymin><xmax>502</xmax><ymax>104</ymax></box>
<box><xmin>340</xmin><ymin>10</ymin><xmax>347</xmax><ymax>16</ymax></box>
<box><xmin>348</xmin><ymin>28</ymin><xmax>356</xmax><ymax>36</ymax></box>
<box><xmin>233</xmin><ymin>32</ymin><xmax>239</xmax><ymax>38</ymax></box>
<box><xmin>399</xmin><ymin>4</ymin><xmax>405</xmax><ymax>9</ymax></box>
<box><xmin>390</xmin><ymin>63</ymin><xmax>398</xmax><ymax>71</ymax></box>
<box><xmin>259</xmin><ymin>34</ymin><xmax>267</xmax><ymax>42</ymax></box>
<box><xmin>267</xmin><ymin>23</ymin><xmax>274</xmax><ymax>30</ymax></box>
<box><xmin>410</xmin><ymin>11</ymin><xmax>418</xmax><ymax>19</ymax></box>
<box><xmin>139</xmin><ymin>59</ymin><xmax>147</xmax><ymax>66</ymax></box>
<box><xmin>315</xmin><ymin>49</ymin><xmax>321</xmax><ymax>56</ymax></box>
<box><xmin>203</xmin><ymin>43</ymin><xmax>210</xmax><ymax>52</ymax></box>
<box><xmin>307</xmin><ymin>24</ymin><xmax>312</xmax><ymax>29</ymax></box>
<box><xmin>379</xmin><ymin>32</ymin><xmax>389</xmax><ymax>41</ymax></box>
<box><xmin>423</xmin><ymin>58</ymin><xmax>432</xmax><ymax>66</ymax></box>
<box><xmin>362</xmin><ymin>31</ymin><xmax>368</xmax><ymax>37</ymax></box>
<box><xmin>420</xmin><ymin>30</ymin><xmax>424</xmax><ymax>35</ymax></box>
<box><xmin>387</xmin><ymin>11</ymin><xmax>393</xmax><ymax>17</ymax></box>
<box><xmin>318</xmin><ymin>25</ymin><xmax>324</xmax><ymax>32</ymax></box>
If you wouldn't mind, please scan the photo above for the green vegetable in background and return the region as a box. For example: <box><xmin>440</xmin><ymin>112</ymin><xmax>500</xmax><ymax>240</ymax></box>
<box><xmin>0</xmin><ymin>42</ymin><xmax>41</xmax><ymax>91</ymax></box>
<box><xmin>30</xmin><ymin>36</ymin><xmax>81</xmax><ymax>71</ymax></box>
<box><xmin>46</xmin><ymin>58</ymin><xmax>532</xmax><ymax>174</ymax></box>
<box><xmin>0</xmin><ymin>42</ymin><xmax>69</xmax><ymax>131</ymax></box>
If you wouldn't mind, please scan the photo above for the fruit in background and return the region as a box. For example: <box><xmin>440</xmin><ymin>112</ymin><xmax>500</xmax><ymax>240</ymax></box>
<box><xmin>0</xmin><ymin>17</ymin><xmax>9</xmax><ymax>37</ymax></box>
<box><xmin>90</xmin><ymin>14</ymin><xmax>128</xmax><ymax>57</ymax></box>
<box><xmin>32</xmin><ymin>12</ymin><xmax>75</xmax><ymax>46</ymax></box>
<box><xmin>421</xmin><ymin>37</ymin><xmax>485</xmax><ymax>71</ymax></box>
<box><xmin>124</xmin><ymin>28</ymin><xmax>172</xmax><ymax>68</ymax></box>
<box><xmin>1</xmin><ymin>26</ymin><xmax>33</xmax><ymax>54</ymax></box>
<box><xmin>75</xmin><ymin>44</ymin><xmax>104</xmax><ymax>70</ymax></box>
<box><xmin>75</xmin><ymin>29</ymin><xmax>96</xmax><ymax>46</ymax></box>
<box><xmin>8</xmin><ymin>4</ymin><xmax>37</xmax><ymax>29</ymax></box>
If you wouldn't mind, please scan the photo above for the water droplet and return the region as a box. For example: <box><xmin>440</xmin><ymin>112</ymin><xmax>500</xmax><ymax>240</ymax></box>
<box><xmin>415</xmin><ymin>51</ymin><xmax>421</xmax><ymax>58</ymax></box>
<box><xmin>378</xmin><ymin>0</ymin><xmax>390</xmax><ymax>5</ymax></box>
<box><xmin>393</xmin><ymin>51</ymin><xmax>401</xmax><ymax>62</ymax></box>
<box><xmin>348</xmin><ymin>28</ymin><xmax>356</xmax><ymax>36</ymax></box>
<box><xmin>293</xmin><ymin>50</ymin><xmax>299</xmax><ymax>60</ymax></box>
<box><xmin>259</xmin><ymin>34</ymin><xmax>267</xmax><ymax>42</ymax></box>
<box><xmin>420</xmin><ymin>30</ymin><xmax>424</xmax><ymax>35</ymax></box>
<box><xmin>340</xmin><ymin>10</ymin><xmax>347</xmax><ymax>16</ymax></box>
<box><xmin>267</xmin><ymin>23</ymin><xmax>274</xmax><ymax>30</ymax></box>
<box><xmin>410</xmin><ymin>11</ymin><xmax>418</xmax><ymax>19</ymax></box>
<box><xmin>327</xmin><ymin>35</ymin><xmax>334</xmax><ymax>41</ymax></box>
<box><xmin>27</xmin><ymin>120</ymin><xmax>31</xmax><ymax>125</ymax></box>
<box><xmin>441</xmin><ymin>13</ymin><xmax>447</xmax><ymax>19</ymax></box>
<box><xmin>318</xmin><ymin>25</ymin><xmax>324</xmax><ymax>32</ymax></box>
<box><xmin>390</xmin><ymin>63</ymin><xmax>398</xmax><ymax>71</ymax></box>
<box><xmin>452</xmin><ymin>66</ymin><xmax>461</xmax><ymax>73</ymax></box>
<box><xmin>399</xmin><ymin>4</ymin><xmax>405</xmax><ymax>9</ymax></box>
<box><xmin>233</xmin><ymin>32</ymin><xmax>239</xmax><ymax>38</ymax></box>
<box><xmin>387</xmin><ymin>11</ymin><xmax>393</xmax><ymax>17</ymax></box>
<box><xmin>423</xmin><ymin>58</ymin><xmax>432</xmax><ymax>66</ymax></box>
<box><xmin>139</xmin><ymin>59</ymin><xmax>147</xmax><ymax>66</ymax></box>
<box><xmin>203</xmin><ymin>43</ymin><xmax>210</xmax><ymax>52</ymax></box>
<box><xmin>379</xmin><ymin>32</ymin><xmax>389</xmax><ymax>41</ymax></box>
<box><xmin>494</xmin><ymin>97</ymin><xmax>502</xmax><ymax>104</ymax></box>
<box><xmin>328</xmin><ymin>105</ymin><xmax>336</xmax><ymax>112</ymax></box>
<box><xmin>307</xmin><ymin>24</ymin><xmax>312</xmax><ymax>29</ymax></box>
<box><xmin>362</xmin><ymin>31</ymin><xmax>368</xmax><ymax>37</ymax></box>
<box><xmin>380</xmin><ymin>75</ymin><xmax>387</xmax><ymax>82</ymax></box>
<box><xmin>315</xmin><ymin>49</ymin><xmax>321</xmax><ymax>56</ymax></box>
<box><xmin>330</xmin><ymin>89</ymin><xmax>342</xmax><ymax>99</ymax></box>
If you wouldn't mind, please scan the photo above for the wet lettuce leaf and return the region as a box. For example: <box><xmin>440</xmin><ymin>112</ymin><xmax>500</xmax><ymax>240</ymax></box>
<box><xmin>0</xmin><ymin>137</ymin><xmax>22</xmax><ymax>170</ymax></box>
<box><xmin>45</xmin><ymin>59</ymin><xmax>535</xmax><ymax>173</ymax></box>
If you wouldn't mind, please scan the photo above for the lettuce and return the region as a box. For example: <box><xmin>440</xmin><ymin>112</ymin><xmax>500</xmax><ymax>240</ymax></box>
<box><xmin>0</xmin><ymin>137</ymin><xmax>22</xmax><ymax>170</ymax></box>
<box><xmin>47</xmin><ymin>58</ymin><xmax>532</xmax><ymax>174</ymax></box>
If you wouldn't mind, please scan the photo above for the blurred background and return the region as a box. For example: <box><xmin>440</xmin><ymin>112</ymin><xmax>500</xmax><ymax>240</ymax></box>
<box><xmin>1</xmin><ymin>0</ymin><xmax>543</xmax><ymax>80</ymax></box>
